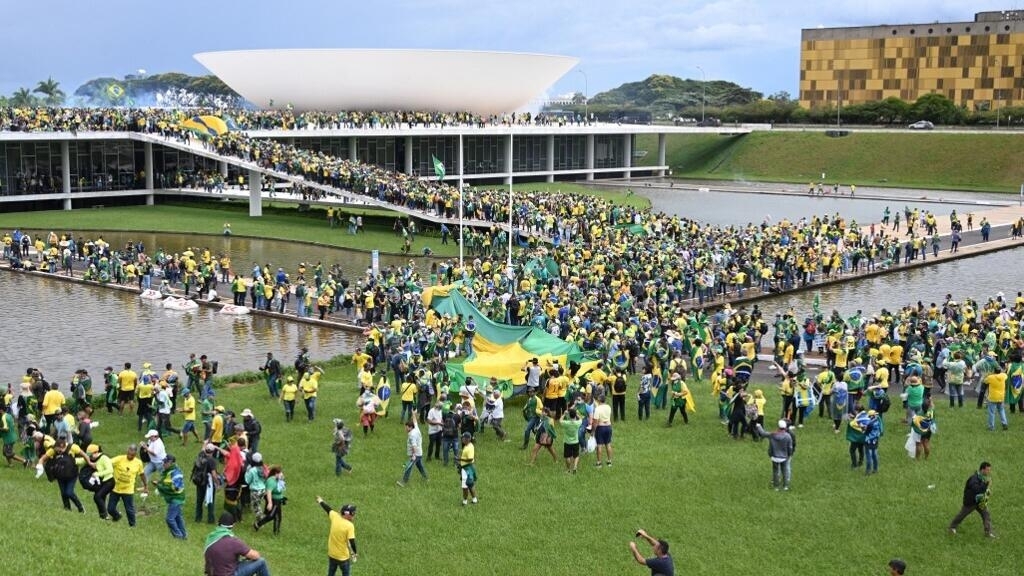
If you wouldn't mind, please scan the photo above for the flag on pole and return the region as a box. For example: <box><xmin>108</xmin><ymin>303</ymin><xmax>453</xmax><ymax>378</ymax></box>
<box><xmin>432</xmin><ymin>155</ymin><xmax>445</xmax><ymax>181</ymax></box>
<box><xmin>812</xmin><ymin>291</ymin><xmax>821</xmax><ymax>318</ymax></box>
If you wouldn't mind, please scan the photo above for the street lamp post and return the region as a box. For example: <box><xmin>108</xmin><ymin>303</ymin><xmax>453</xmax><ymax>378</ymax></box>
<box><xmin>577</xmin><ymin>69</ymin><xmax>588</xmax><ymax>123</ymax></box>
<box><xmin>696</xmin><ymin>65</ymin><xmax>706</xmax><ymax>124</ymax></box>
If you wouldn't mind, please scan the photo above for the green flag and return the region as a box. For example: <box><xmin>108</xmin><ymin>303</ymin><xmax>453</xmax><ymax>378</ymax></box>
<box><xmin>812</xmin><ymin>291</ymin><xmax>821</xmax><ymax>318</ymax></box>
<box><xmin>431</xmin><ymin>155</ymin><xmax>445</xmax><ymax>181</ymax></box>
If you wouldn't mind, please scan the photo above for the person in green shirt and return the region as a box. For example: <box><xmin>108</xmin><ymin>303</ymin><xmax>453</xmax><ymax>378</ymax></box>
<box><xmin>200</xmin><ymin>396</ymin><xmax>215</xmax><ymax>441</ymax></box>
<box><xmin>155</xmin><ymin>454</ymin><xmax>187</xmax><ymax>539</ymax></box>
<box><xmin>560</xmin><ymin>408</ymin><xmax>583</xmax><ymax>473</ymax></box>
<box><xmin>904</xmin><ymin>376</ymin><xmax>925</xmax><ymax>422</ymax></box>
<box><xmin>1</xmin><ymin>411</ymin><xmax>27</xmax><ymax>466</ymax></box>
<box><xmin>254</xmin><ymin>466</ymin><xmax>286</xmax><ymax>534</ymax></box>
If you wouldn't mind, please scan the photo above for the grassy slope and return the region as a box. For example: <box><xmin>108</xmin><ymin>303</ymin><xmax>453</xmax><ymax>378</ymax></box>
<box><xmin>637</xmin><ymin>132</ymin><xmax>1024</xmax><ymax>193</ymax></box>
<box><xmin>5</xmin><ymin>364</ymin><xmax>1021</xmax><ymax>576</ymax></box>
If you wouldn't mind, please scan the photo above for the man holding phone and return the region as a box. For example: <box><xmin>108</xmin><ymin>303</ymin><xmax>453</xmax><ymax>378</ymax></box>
<box><xmin>629</xmin><ymin>529</ymin><xmax>674</xmax><ymax>576</ymax></box>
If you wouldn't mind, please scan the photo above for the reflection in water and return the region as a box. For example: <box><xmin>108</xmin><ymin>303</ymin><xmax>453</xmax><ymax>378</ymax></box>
<box><xmin>0</xmin><ymin>272</ymin><xmax>360</xmax><ymax>384</ymax></box>
<box><xmin>757</xmin><ymin>248</ymin><xmax>1024</xmax><ymax>319</ymax></box>
<box><xmin>21</xmin><ymin>229</ymin><xmax>433</xmax><ymax>277</ymax></box>
<box><xmin>641</xmin><ymin>187</ymin><xmax>959</xmax><ymax>227</ymax></box>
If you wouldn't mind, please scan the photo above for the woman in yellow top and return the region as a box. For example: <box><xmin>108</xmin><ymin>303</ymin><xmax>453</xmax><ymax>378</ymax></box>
<box><xmin>773</xmin><ymin>361</ymin><xmax>795</xmax><ymax>423</ymax></box>
<box><xmin>85</xmin><ymin>443</ymin><xmax>115</xmax><ymax>519</ymax></box>
<box><xmin>280</xmin><ymin>376</ymin><xmax>299</xmax><ymax>422</ymax></box>
<box><xmin>752</xmin><ymin>389</ymin><xmax>767</xmax><ymax>432</ymax></box>
<box><xmin>458</xmin><ymin>431</ymin><xmax>478</xmax><ymax>506</ymax></box>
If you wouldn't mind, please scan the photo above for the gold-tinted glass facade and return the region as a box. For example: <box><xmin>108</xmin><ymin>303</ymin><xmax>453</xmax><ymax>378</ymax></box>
<box><xmin>799</xmin><ymin>16</ymin><xmax>1024</xmax><ymax>110</ymax></box>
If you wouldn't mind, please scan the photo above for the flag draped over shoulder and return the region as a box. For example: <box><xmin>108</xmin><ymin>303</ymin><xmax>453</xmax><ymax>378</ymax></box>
<box><xmin>1007</xmin><ymin>362</ymin><xmax>1024</xmax><ymax>404</ymax></box>
<box><xmin>431</xmin><ymin>155</ymin><xmax>445</xmax><ymax>181</ymax></box>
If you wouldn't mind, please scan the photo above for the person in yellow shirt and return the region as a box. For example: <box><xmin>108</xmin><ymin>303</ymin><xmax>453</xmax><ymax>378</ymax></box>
<box><xmin>178</xmin><ymin>388</ymin><xmax>200</xmax><ymax>445</ymax></box>
<box><xmin>37</xmin><ymin>437</ymin><xmax>86</xmax><ymax>512</ymax></box>
<box><xmin>351</xmin><ymin>349</ymin><xmax>372</xmax><ymax>374</ymax></box>
<box><xmin>117</xmin><ymin>362</ymin><xmax>138</xmax><ymax>415</ymax></box>
<box><xmin>457</xmin><ymin>432</ymin><xmax>478</xmax><ymax>505</ymax></box>
<box><xmin>280</xmin><ymin>376</ymin><xmax>299</xmax><ymax>422</ymax></box>
<box><xmin>399</xmin><ymin>376</ymin><xmax>418</xmax><ymax>421</ymax></box>
<box><xmin>985</xmin><ymin>368</ymin><xmax>1009</xmax><ymax>431</ymax></box>
<box><xmin>210</xmin><ymin>406</ymin><xmax>226</xmax><ymax>445</ymax></box>
<box><xmin>41</xmin><ymin>382</ymin><xmax>66</xmax><ymax>420</ymax></box>
<box><xmin>316</xmin><ymin>496</ymin><xmax>357</xmax><ymax>572</ymax></box>
<box><xmin>108</xmin><ymin>444</ymin><xmax>147</xmax><ymax>526</ymax></box>
<box><xmin>302</xmin><ymin>367</ymin><xmax>323</xmax><ymax>421</ymax></box>
<box><xmin>135</xmin><ymin>374</ymin><xmax>155</xmax><ymax>433</ymax></box>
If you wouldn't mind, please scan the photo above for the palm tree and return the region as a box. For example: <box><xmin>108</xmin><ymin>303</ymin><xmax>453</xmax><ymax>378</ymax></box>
<box><xmin>10</xmin><ymin>87</ymin><xmax>36</xmax><ymax>107</ymax></box>
<box><xmin>33</xmin><ymin>76</ymin><xmax>65</xmax><ymax>106</ymax></box>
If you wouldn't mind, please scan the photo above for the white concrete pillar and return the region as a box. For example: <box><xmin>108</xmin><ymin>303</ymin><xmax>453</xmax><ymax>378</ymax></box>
<box><xmin>248</xmin><ymin>169</ymin><xmax>263</xmax><ymax>217</ymax></box>
<box><xmin>144</xmin><ymin>141</ymin><xmax>154</xmax><ymax>190</ymax></box>
<box><xmin>585</xmin><ymin>134</ymin><xmax>595</xmax><ymax>181</ymax></box>
<box><xmin>546</xmin><ymin>134</ymin><xmax>555</xmax><ymax>183</ymax></box>
<box><xmin>219</xmin><ymin>160</ymin><xmax>228</xmax><ymax>178</ymax></box>
<box><xmin>623</xmin><ymin>134</ymin><xmax>632</xmax><ymax>179</ymax></box>
<box><xmin>404</xmin><ymin>136</ymin><xmax>414</xmax><ymax>175</ymax></box>
<box><xmin>61</xmin><ymin>140</ymin><xmax>71</xmax><ymax>197</ymax></box>
<box><xmin>349</xmin><ymin>137</ymin><xmax>357</xmax><ymax>161</ymax></box>
<box><xmin>63</xmin><ymin>197</ymin><xmax>72</xmax><ymax>210</ymax></box>
<box><xmin>146</xmin><ymin>194</ymin><xmax>154</xmax><ymax>205</ymax></box>
<box><xmin>456</xmin><ymin>134</ymin><xmax>464</xmax><ymax>177</ymax></box>
<box><xmin>657</xmin><ymin>134</ymin><xmax>667</xmax><ymax>177</ymax></box>
<box><xmin>504</xmin><ymin>133</ymin><xmax>513</xmax><ymax>185</ymax></box>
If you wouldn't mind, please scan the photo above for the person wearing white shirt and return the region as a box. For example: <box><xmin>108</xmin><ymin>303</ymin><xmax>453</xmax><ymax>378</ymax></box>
<box><xmin>426</xmin><ymin>401</ymin><xmax>444</xmax><ymax>461</ymax></box>
<box><xmin>142</xmin><ymin>429</ymin><xmax>167</xmax><ymax>484</ymax></box>
<box><xmin>397</xmin><ymin>412</ymin><xmax>427</xmax><ymax>487</ymax></box>
<box><xmin>482</xmin><ymin>389</ymin><xmax>508</xmax><ymax>441</ymax></box>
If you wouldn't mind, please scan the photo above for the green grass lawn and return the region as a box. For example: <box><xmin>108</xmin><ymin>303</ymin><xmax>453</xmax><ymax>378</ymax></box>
<box><xmin>5</xmin><ymin>363</ymin><xmax>1021</xmax><ymax>575</ymax></box>
<box><xmin>637</xmin><ymin>131</ymin><xmax>1024</xmax><ymax>193</ymax></box>
<box><xmin>0</xmin><ymin>202</ymin><xmax>462</xmax><ymax>257</ymax></box>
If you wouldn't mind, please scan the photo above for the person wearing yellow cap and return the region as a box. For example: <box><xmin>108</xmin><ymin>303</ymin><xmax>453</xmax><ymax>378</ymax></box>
<box><xmin>84</xmin><ymin>443</ymin><xmax>114</xmax><ymax>519</ymax></box>
<box><xmin>210</xmin><ymin>406</ymin><xmax>226</xmax><ymax>446</ymax></box>
<box><xmin>864</xmin><ymin>409</ymin><xmax>882</xmax><ymax>475</ymax></box>
<box><xmin>280</xmin><ymin>376</ymin><xmax>298</xmax><ymax>422</ymax></box>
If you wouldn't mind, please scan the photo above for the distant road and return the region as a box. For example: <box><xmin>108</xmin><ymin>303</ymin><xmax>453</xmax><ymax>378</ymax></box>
<box><xmin>769</xmin><ymin>125</ymin><xmax>1022</xmax><ymax>135</ymax></box>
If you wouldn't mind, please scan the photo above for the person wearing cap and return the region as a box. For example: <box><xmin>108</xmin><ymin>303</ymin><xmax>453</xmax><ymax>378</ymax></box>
<box><xmin>156</xmin><ymin>381</ymin><xmax>179</xmax><ymax>437</ymax></box>
<box><xmin>280</xmin><ymin>377</ymin><xmax>298</xmax><ymax>423</ymax></box>
<box><xmin>143</xmin><ymin>428</ymin><xmax>167</xmax><ymax>484</ymax></box>
<box><xmin>242</xmin><ymin>409</ymin><xmax>262</xmax><ymax>454</ymax></box>
<box><xmin>85</xmin><ymin>443</ymin><xmax>114</xmax><ymax>519</ymax></box>
<box><xmin>194</xmin><ymin>443</ymin><xmax>220</xmax><ymax>524</ymax></box>
<box><xmin>754</xmin><ymin>419</ymin><xmax>795</xmax><ymax>491</ymax></box>
<box><xmin>203</xmin><ymin>512</ymin><xmax>270</xmax><ymax>576</ymax></box>
<box><xmin>155</xmin><ymin>454</ymin><xmax>187</xmax><ymax>539</ymax></box>
<box><xmin>245</xmin><ymin>452</ymin><xmax>268</xmax><ymax>523</ymax></box>
<box><xmin>36</xmin><ymin>436</ymin><xmax>86</xmax><ymax>512</ymax></box>
<box><xmin>210</xmin><ymin>406</ymin><xmax>226</xmax><ymax>446</ymax></box>
<box><xmin>315</xmin><ymin>496</ymin><xmax>357</xmax><ymax>575</ymax></box>
<box><xmin>135</xmin><ymin>372</ymin><xmax>156</xmax><ymax>433</ymax></box>
<box><xmin>108</xmin><ymin>444</ymin><xmax>147</xmax><ymax>526</ymax></box>
<box><xmin>458</xmin><ymin>431</ymin><xmax>478</xmax><ymax>505</ymax></box>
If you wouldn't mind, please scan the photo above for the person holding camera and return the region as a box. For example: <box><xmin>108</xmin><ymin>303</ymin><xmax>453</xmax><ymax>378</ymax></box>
<box><xmin>629</xmin><ymin>529</ymin><xmax>674</xmax><ymax>576</ymax></box>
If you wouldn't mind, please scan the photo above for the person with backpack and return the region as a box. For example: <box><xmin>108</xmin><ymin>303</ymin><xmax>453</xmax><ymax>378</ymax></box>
<box><xmin>155</xmin><ymin>454</ymin><xmax>188</xmax><ymax>539</ymax></box>
<box><xmin>440</xmin><ymin>404</ymin><xmax>461</xmax><ymax>466</ymax></box>
<box><xmin>611</xmin><ymin>370</ymin><xmax>628</xmax><ymax>421</ymax></box>
<box><xmin>333</xmin><ymin>419</ymin><xmax>353</xmax><ymax>476</ymax></box>
<box><xmin>191</xmin><ymin>443</ymin><xmax>220</xmax><ymax>524</ymax></box>
<box><xmin>84</xmin><ymin>443</ymin><xmax>114</xmax><ymax>519</ymax></box>
<box><xmin>37</xmin><ymin>437</ymin><xmax>85</xmax><ymax>512</ymax></box>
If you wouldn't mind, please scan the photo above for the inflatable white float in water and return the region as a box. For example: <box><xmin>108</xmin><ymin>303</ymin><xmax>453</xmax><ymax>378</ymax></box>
<box><xmin>162</xmin><ymin>297</ymin><xmax>199</xmax><ymax>311</ymax></box>
<box><xmin>219</xmin><ymin>304</ymin><xmax>250</xmax><ymax>315</ymax></box>
<box><xmin>139</xmin><ymin>289</ymin><xmax>163</xmax><ymax>300</ymax></box>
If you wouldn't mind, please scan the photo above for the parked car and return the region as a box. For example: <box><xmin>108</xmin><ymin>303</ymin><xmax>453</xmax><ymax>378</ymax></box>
<box><xmin>908</xmin><ymin>120</ymin><xmax>934</xmax><ymax>130</ymax></box>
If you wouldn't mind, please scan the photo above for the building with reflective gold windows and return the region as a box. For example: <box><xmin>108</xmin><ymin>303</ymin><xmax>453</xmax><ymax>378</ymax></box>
<box><xmin>800</xmin><ymin>10</ymin><xmax>1024</xmax><ymax>110</ymax></box>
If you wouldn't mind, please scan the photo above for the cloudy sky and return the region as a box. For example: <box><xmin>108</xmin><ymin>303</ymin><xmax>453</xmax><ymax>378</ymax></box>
<box><xmin>0</xmin><ymin>0</ymin><xmax>1012</xmax><ymax>102</ymax></box>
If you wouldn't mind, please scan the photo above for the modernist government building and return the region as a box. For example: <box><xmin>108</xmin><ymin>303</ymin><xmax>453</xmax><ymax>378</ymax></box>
<box><xmin>800</xmin><ymin>10</ymin><xmax>1024</xmax><ymax>110</ymax></box>
<box><xmin>0</xmin><ymin>49</ymin><xmax>753</xmax><ymax>213</ymax></box>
